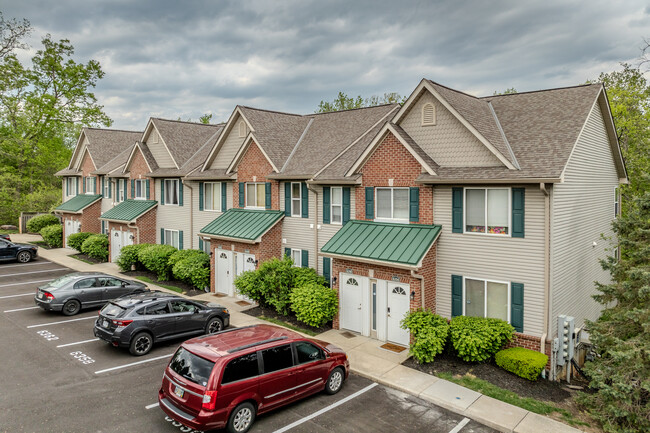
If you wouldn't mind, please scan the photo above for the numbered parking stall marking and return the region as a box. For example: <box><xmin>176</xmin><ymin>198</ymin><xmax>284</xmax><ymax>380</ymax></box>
<box><xmin>70</xmin><ymin>350</ymin><xmax>95</xmax><ymax>365</ymax></box>
<box><xmin>36</xmin><ymin>330</ymin><xmax>59</xmax><ymax>341</ymax></box>
<box><xmin>164</xmin><ymin>416</ymin><xmax>200</xmax><ymax>433</ymax></box>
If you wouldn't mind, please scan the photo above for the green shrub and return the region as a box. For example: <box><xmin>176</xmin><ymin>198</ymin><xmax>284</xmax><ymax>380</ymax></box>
<box><xmin>168</xmin><ymin>249</ymin><xmax>207</xmax><ymax>268</ymax></box>
<box><xmin>495</xmin><ymin>347</ymin><xmax>548</xmax><ymax>381</ymax></box>
<box><xmin>290</xmin><ymin>283</ymin><xmax>338</xmax><ymax>327</ymax></box>
<box><xmin>292</xmin><ymin>266</ymin><xmax>327</xmax><ymax>288</ymax></box>
<box><xmin>39</xmin><ymin>224</ymin><xmax>62</xmax><ymax>248</ymax></box>
<box><xmin>80</xmin><ymin>234</ymin><xmax>108</xmax><ymax>261</ymax></box>
<box><xmin>449</xmin><ymin>316</ymin><xmax>514</xmax><ymax>362</ymax></box>
<box><xmin>67</xmin><ymin>232</ymin><xmax>93</xmax><ymax>252</ymax></box>
<box><xmin>138</xmin><ymin>244</ymin><xmax>177</xmax><ymax>280</ymax></box>
<box><xmin>172</xmin><ymin>254</ymin><xmax>210</xmax><ymax>289</ymax></box>
<box><xmin>401</xmin><ymin>309</ymin><xmax>449</xmax><ymax>363</ymax></box>
<box><xmin>27</xmin><ymin>214</ymin><xmax>59</xmax><ymax>233</ymax></box>
<box><xmin>116</xmin><ymin>243</ymin><xmax>151</xmax><ymax>272</ymax></box>
<box><xmin>234</xmin><ymin>270</ymin><xmax>265</xmax><ymax>304</ymax></box>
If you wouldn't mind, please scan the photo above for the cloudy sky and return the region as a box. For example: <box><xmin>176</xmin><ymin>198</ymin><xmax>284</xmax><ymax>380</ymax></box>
<box><xmin>3</xmin><ymin>0</ymin><xmax>649</xmax><ymax>130</ymax></box>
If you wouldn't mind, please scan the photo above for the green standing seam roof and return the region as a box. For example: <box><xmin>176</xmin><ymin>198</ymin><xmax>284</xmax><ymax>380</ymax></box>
<box><xmin>200</xmin><ymin>208</ymin><xmax>285</xmax><ymax>241</ymax></box>
<box><xmin>321</xmin><ymin>220</ymin><xmax>442</xmax><ymax>266</ymax></box>
<box><xmin>55</xmin><ymin>194</ymin><xmax>102</xmax><ymax>213</ymax></box>
<box><xmin>100</xmin><ymin>200</ymin><xmax>157</xmax><ymax>222</ymax></box>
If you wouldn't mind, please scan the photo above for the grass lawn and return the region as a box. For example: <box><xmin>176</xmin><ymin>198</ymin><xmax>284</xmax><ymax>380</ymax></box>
<box><xmin>258</xmin><ymin>315</ymin><xmax>318</xmax><ymax>336</ymax></box>
<box><xmin>0</xmin><ymin>229</ymin><xmax>19</xmax><ymax>235</ymax></box>
<box><xmin>135</xmin><ymin>276</ymin><xmax>183</xmax><ymax>293</ymax></box>
<box><xmin>70</xmin><ymin>254</ymin><xmax>94</xmax><ymax>265</ymax></box>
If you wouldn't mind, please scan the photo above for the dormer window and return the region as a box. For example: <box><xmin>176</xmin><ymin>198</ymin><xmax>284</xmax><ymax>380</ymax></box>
<box><xmin>238</xmin><ymin>121</ymin><xmax>246</xmax><ymax>138</ymax></box>
<box><xmin>422</xmin><ymin>103</ymin><xmax>436</xmax><ymax>126</ymax></box>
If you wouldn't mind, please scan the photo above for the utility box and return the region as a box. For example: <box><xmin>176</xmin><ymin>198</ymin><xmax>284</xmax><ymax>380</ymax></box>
<box><xmin>557</xmin><ymin>315</ymin><xmax>575</xmax><ymax>366</ymax></box>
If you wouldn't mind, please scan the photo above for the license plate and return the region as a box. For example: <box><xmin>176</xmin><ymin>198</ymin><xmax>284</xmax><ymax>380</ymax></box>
<box><xmin>174</xmin><ymin>386</ymin><xmax>184</xmax><ymax>398</ymax></box>
<box><xmin>37</xmin><ymin>293</ymin><xmax>43</xmax><ymax>299</ymax></box>
<box><xmin>102</xmin><ymin>320</ymin><xmax>109</xmax><ymax>328</ymax></box>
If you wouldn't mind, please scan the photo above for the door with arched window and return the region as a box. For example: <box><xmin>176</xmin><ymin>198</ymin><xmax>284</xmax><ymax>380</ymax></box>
<box><xmin>340</xmin><ymin>275</ymin><xmax>364</xmax><ymax>333</ymax></box>
<box><xmin>215</xmin><ymin>250</ymin><xmax>233</xmax><ymax>296</ymax></box>
<box><xmin>386</xmin><ymin>282</ymin><xmax>410</xmax><ymax>345</ymax></box>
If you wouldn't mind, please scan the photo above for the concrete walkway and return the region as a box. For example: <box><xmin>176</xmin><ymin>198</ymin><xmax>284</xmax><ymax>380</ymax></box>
<box><xmin>18</xmin><ymin>234</ymin><xmax>584</xmax><ymax>433</ymax></box>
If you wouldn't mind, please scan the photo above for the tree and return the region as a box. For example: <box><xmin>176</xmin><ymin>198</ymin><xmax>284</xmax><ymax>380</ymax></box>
<box><xmin>0</xmin><ymin>34</ymin><xmax>111</xmax><ymax>223</ymax></box>
<box><xmin>579</xmin><ymin>181</ymin><xmax>650</xmax><ymax>433</ymax></box>
<box><xmin>199</xmin><ymin>113</ymin><xmax>212</xmax><ymax>124</ymax></box>
<box><xmin>493</xmin><ymin>87</ymin><xmax>518</xmax><ymax>95</ymax></box>
<box><xmin>316</xmin><ymin>91</ymin><xmax>406</xmax><ymax>113</ymax></box>
<box><xmin>0</xmin><ymin>12</ymin><xmax>30</xmax><ymax>59</ymax></box>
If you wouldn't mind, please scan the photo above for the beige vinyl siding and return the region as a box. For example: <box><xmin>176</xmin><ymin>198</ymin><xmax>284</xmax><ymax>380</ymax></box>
<box><xmin>210</xmin><ymin>115</ymin><xmax>246</xmax><ymax>169</ymax></box>
<box><xmin>192</xmin><ymin>180</ymin><xmax>233</xmax><ymax>249</ymax></box>
<box><xmin>280</xmin><ymin>182</ymin><xmax>316</xmax><ymax>269</ymax></box>
<box><xmin>316</xmin><ymin>185</ymin><xmax>354</xmax><ymax>275</ymax></box>
<box><xmin>399</xmin><ymin>92</ymin><xmax>502</xmax><ymax>167</ymax></box>
<box><xmin>156</xmin><ymin>179</ymin><xmax>192</xmax><ymax>247</ymax></box>
<box><xmin>72</xmin><ymin>140</ymin><xmax>88</xmax><ymax>170</ymax></box>
<box><xmin>550</xmin><ymin>102</ymin><xmax>617</xmax><ymax>336</ymax></box>
<box><xmin>145</xmin><ymin>127</ymin><xmax>176</xmax><ymax>168</ymax></box>
<box><xmin>435</xmin><ymin>185</ymin><xmax>546</xmax><ymax>336</ymax></box>
<box><xmin>100</xmin><ymin>197</ymin><xmax>113</xmax><ymax>214</ymax></box>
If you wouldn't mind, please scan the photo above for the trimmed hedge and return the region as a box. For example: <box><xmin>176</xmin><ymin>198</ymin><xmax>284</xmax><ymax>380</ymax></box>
<box><xmin>81</xmin><ymin>234</ymin><xmax>109</xmax><ymax>262</ymax></box>
<box><xmin>290</xmin><ymin>283</ymin><xmax>338</xmax><ymax>327</ymax></box>
<box><xmin>235</xmin><ymin>256</ymin><xmax>294</xmax><ymax>314</ymax></box>
<box><xmin>449</xmin><ymin>316</ymin><xmax>514</xmax><ymax>362</ymax></box>
<box><xmin>39</xmin><ymin>224</ymin><xmax>62</xmax><ymax>248</ymax></box>
<box><xmin>401</xmin><ymin>309</ymin><xmax>449</xmax><ymax>363</ymax></box>
<box><xmin>67</xmin><ymin>232</ymin><xmax>93</xmax><ymax>252</ymax></box>
<box><xmin>138</xmin><ymin>244</ymin><xmax>177</xmax><ymax>280</ymax></box>
<box><xmin>27</xmin><ymin>214</ymin><xmax>59</xmax><ymax>233</ymax></box>
<box><xmin>168</xmin><ymin>249</ymin><xmax>207</xmax><ymax>268</ymax></box>
<box><xmin>172</xmin><ymin>253</ymin><xmax>210</xmax><ymax>290</ymax></box>
<box><xmin>495</xmin><ymin>347</ymin><xmax>548</xmax><ymax>381</ymax></box>
<box><xmin>116</xmin><ymin>243</ymin><xmax>151</xmax><ymax>272</ymax></box>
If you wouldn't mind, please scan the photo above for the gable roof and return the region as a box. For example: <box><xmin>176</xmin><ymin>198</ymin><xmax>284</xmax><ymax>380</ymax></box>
<box><xmin>93</xmin><ymin>143</ymin><xmax>136</xmax><ymax>176</ymax></box>
<box><xmin>150</xmin><ymin>118</ymin><xmax>224</xmax><ymax>169</ymax></box>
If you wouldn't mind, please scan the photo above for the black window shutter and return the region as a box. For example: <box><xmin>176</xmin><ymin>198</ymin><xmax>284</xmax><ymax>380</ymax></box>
<box><xmin>512</xmin><ymin>188</ymin><xmax>525</xmax><ymax>238</ymax></box>
<box><xmin>451</xmin><ymin>275</ymin><xmax>463</xmax><ymax>317</ymax></box>
<box><xmin>66</xmin><ymin>178</ymin><xmax>69</xmax><ymax>196</ymax></box>
<box><xmin>265</xmin><ymin>182</ymin><xmax>271</xmax><ymax>209</ymax></box>
<box><xmin>199</xmin><ymin>238</ymin><xmax>203</xmax><ymax>252</ymax></box>
<box><xmin>301</xmin><ymin>182</ymin><xmax>308</xmax><ymax>218</ymax></box>
<box><xmin>179</xmin><ymin>231</ymin><xmax>183</xmax><ymax>250</ymax></box>
<box><xmin>99</xmin><ymin>176</ymin><xmax>104</xmax><ymax>197</ymax></box>
<box><xmin>83</xmin><ymin>177</ymin><xmax>86</xmax><ymax>193</ymax></box>
<box><xmin>145</xmin><ymin>179</ymin><xmax>150</xmax><ymax>199</ymax></box>
<box><xmin>160</xmin><ymin>228</ymin><xmax>165</xmax><ymax>245</ymax></box>
<box><xmin>323</xmin><ymin>257</ymin><xmax>331</xmax><ymax>287</ymax></box>
<box><xmin>452</xmin><ymin>187</ymin><xmax>463</xmax><ymax>233</ymax></box>
<box><xmin>239</xmin><ymin>182</ymin><xmax>245</xmax><ymax>207</ymax></box>
<box><xmin>284</xmin><ymin>182</ymin><xmax>291</xmax><ymax>216</ymax></box>
<box><xmin>161</xmin><ymin>180</ymin><xmax>165</xmax><ymax>205</ymax></box>
<box><xmin>178</xmin><ymin>179</ymin><xmax>184</xmax><ymax>206</ymax></box>
<box><xmin>322</xmin><ymin>187</ymin><xmax>330</xmax><ymax>224</ymax></box>
<box><xmin>365</xmin><ymin>187</ymin><xmax>374</xmax><ymax>219</ymax></box>
<box><xmin>221</xmin><ymin>182</ymin><xmax>227</xmax><ymax>211</ymax></box>
<box><xmin>301</xmin><ymin>250</ymin><xmax>308</xmax><ymax>268</ymax></box>
<box><xmin>131</xmin><ymin>179</ymin><xmax>134</xmax><ymax>198</ymax></box>
<box><xmin>511</xmin><ymin>282</ymin><xmax>524</xmax><ymax>332</ymax></box>
<box><xmin>343</xmin><ymin>187</ymin><xmax>351</xmax><ymax>225</ymax></box>
<box><xmin>199</xmin><ymin>182</ymin><xmax>204</xmax><ymax>211</ymax></box>
<box><xmin>409</xmin><ymin>187</ymin><xmax>419</xmax><ymax>223</ymax></box>
<box><xmin>284</xmin><ymin>247</ymin><xmax>291</xmax><ymax>258</ymax></box>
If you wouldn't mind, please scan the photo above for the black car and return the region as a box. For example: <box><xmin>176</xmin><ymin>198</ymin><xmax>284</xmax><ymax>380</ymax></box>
<box><xmin>93</xmin><ymin>292</ymin><xmax>230</xmax><ymax>356</ymax></box>
<box><xmin>35</xmin><ymin>272</ymin><xmax>149</xmax><ymax>315</ymax></box>
<box><xmin>0</xmin><ymin>238</ymin><xmax>37</xmax><ymax>263</ymax></box>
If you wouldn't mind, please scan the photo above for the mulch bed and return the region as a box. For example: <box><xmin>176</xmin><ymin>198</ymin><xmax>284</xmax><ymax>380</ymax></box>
<box><xmin>71</xmin><ymin>253</ymin><xmax>106</xmax><ymax>264</ymax></box>
<box><xmin>243</xmin><ymin>305</ymin><xmax>332</xmax><ymax>335</ymax></box>
<box><xmin>120</xmin><ymin>270</ymin><xmax>207</xmax><ymax>297</ymax></box>
<box><xmin>403</xmin><ymin>349</ymin><xmax>580</xmax><ymax>403</ymax></box>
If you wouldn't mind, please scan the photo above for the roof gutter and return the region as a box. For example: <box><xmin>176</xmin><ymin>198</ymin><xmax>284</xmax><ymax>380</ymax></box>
<box><xmin>319</xmin><ymin>252</ymin><xmax>420</xmax><ymax>271</ymax></box>
<box><xmin>197</xmin><ymin>233</ymin><xmax>258</xmax><ymax>245</ymax></box>
<box><xmin>306</xmin><ymin>178</ymin><xmax>362</xmax><ymax>186</ymax></box>
<box><xmin>415</xmin><ymin>177</ymin><xmax>561</xmax><ymax>185</ymax></box>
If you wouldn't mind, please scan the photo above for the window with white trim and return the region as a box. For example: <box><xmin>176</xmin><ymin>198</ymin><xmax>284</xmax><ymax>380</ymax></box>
<box><xmin>291</xmin><ymin>249</ymin><xmax>302</xmax><ymax>267</ymax></box>
<box><xmin>66</xmin><ymin>178</ymin><xmax>77</xmax><ymax>196</ymax></box>
<box><xmin>291</xmin><ymin>182</ymin><xmax>301</xmax><ymax>216</ymax></box>
<box><xmin>376</xmin><ymin>187</ymin><xmax>409</xmax><ymax>222</ymax></box>
<box><xmin>116</xmin><ymin>180</ymin><xmax>125</xmax><ymax>203</ymax></box>
<box><xmin>246</xmin><ymin>183</ymin><xmax>265</xmax><ymax>208</ymax></box>
<box><xmin>104</xmin><ymin>178</ymin><xmax>110</xmax><ymax>197</ymax></box>
<box><xmin>204</xmin><ymin>182</ymin><xmax>222</xmax><ymax>211</ymax></box>
<box><xmin>85</xmin><ymin>177</ymin><xmax>95</xmax><ymax>194</ymax></box>
<box><xmin>465</xmin><ymin>187</ymin><xmax>510</xmax><ymax>235</ymax></box>
<box><xmin>163</xmin><ymin>229</ymin><xmax>180</xmax><ymax>249</ymax></box>
<box><xmin>164</xmin><ymin>179</ymin><xmax>180</xmax><ymax>205</ymax></box>
<box><xmin>614</xmin><ymin>187</ymin><xmax>620</xmax><ymax>218</ymax></box>
<box><xmin>464</xmin><ymin>277</ymin><xmax>509</xmax><ymax>322</ymax></box>
<box><xmin>330</xmin><ymin>187</ymin><xmax>343</xmax><ymax>224</ymax></box>
<box><xmin>134</xmin><ymin>179</ymin><xmax>146</xmax><ymax>200</ymax></box>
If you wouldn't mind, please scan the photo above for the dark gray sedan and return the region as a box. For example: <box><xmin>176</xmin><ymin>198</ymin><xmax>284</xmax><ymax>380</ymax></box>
<box><xmin>34</xmin><ymin>272</ymin><xmax>149</xmax><ymax>316</ymax></box>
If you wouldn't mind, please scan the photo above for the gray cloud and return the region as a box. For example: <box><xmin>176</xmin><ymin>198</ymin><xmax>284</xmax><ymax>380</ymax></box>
<box><xmin>3</xmin><ymin>0</ymin><xmax>648</xmax><ymax>129</ymax></box>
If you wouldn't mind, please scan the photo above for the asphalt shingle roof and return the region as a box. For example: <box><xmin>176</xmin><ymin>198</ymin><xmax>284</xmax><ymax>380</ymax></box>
<box><xmin>54</xmin><ymin>194</ymin><xmax>102</xmax><ymax>213</ymax></box>
<box><xmin>82</xmin><ymin>128</ymin><xmax>142</xmax><ymax>169</ymax></box>
<box><xmin>152</xmin><ymin>119</ymin><xmax>224</xmax><ymax>169</ymax></box>
<box><xmin>100</xmin><ymin>200</ymin><xmax>157</xmax><ymax>222</ymax></box>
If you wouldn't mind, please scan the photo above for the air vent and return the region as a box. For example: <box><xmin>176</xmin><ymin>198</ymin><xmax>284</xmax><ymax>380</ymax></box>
<box><xmin>238</xmin><ymin>121</ymin><xmax>246</xmax><ymax>138</ymax></box>
<box><xmin>422</xmin><ymin>103</ymin><xmax>436</xmax><ymax>126</ymax></box>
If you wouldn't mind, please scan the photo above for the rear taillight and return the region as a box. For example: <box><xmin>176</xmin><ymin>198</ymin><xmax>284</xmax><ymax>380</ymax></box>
<box><xmin>112</xmin><ymin>319</ymin><xmax>133</xmax><ymax>328</ymax></box>
<box><xmin>44</xmin><ymin>292</ymin><xmax>54</xmax><ymax>301</ymax></box>
<box><xmin>202</xmin><ymin>390</ymin><xmax>217</xmax><ymax>411</ymax></box>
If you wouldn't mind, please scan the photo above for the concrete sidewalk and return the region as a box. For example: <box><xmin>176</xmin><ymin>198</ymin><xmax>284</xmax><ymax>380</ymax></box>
<box><xmin>19</xmin><ymin>234</ymin><xmax>583</xmax><ymax>433</ymax></box>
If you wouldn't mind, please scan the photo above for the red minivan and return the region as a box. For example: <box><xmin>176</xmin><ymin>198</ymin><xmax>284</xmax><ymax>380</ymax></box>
<box><xmin>158</xmin><ymin>324</ymin><xmax>349</xmax><ymax>433</ymax></box>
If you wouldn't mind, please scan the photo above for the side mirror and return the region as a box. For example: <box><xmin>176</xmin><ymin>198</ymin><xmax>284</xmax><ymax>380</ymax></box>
<box><xmin>121</xmin><ymin>282</ymin><xmax>127</xmax><ymax>287</ymax></box>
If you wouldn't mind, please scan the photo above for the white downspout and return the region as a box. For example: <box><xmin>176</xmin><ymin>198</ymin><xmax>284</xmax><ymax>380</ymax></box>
<box><xmin>306</xmin><ymin>183</ymin><xmax>319</xmax><ymax>273</ymax></box>
<box><xmin>540</xmin><ymin>183</ymin><xmax>551</xmax><ymax>359</ymax></box>
<box><xmin>185</xmin><ymin>181</ymin><xmax>194</xmax><ymax>248</ymax></box>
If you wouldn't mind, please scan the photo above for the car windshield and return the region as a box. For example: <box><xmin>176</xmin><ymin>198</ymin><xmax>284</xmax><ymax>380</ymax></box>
<box><xmin>101</xmin><ymin>303</ymin><xmax>126</xmax><ymax>318</ymax></box>
<box><xmin>48</xmin><ymin>275</ymin><xmax>81</xmax><ymax>289</ymax></box>
<box><xmin>169</xmin><ymin>347</ymin><xmax>215</xmax><ymax>387</ymax></box>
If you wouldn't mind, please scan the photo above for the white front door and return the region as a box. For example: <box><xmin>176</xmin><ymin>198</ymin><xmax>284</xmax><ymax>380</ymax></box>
<box><xmin>386</xmin><ymin>282</ymin><xmax>410</xmax><ymax>346</ymax></box>
<box><xmin>339</xmin><ymin>274</ymin><xmax>364</xmax><ymax>334</ymax></box>
<box><xmin>111</xmin><ymin>229</ymin><xmax>123</xmax><ymax>262</ymax></box>
<box><xmin>215</xmin><ymin>250</ymin><xmax>233</xmax><ymax>296</ymax></box>
<box><xmin>64</xmin><ymin>220</ymin><xmax>73</xmax><ymax>248</ymax></box>
<box><xmin>234</xmin><ymin>253</ymin><xmax>256</xmax><ymax>301</ymax></box>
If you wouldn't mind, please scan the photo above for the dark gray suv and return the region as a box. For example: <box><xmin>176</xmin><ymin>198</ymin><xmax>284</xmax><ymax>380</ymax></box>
<box><xmin>34</xmin><ymin>272</ymin><xmax>148</xmax><ymax>315</ymax></box>
<box><xmin>93</xmin><ymin>291</ymin><xmax>230</xmax><ymax>356</ymax></box>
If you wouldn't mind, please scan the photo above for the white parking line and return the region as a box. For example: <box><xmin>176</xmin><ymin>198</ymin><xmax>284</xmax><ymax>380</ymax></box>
<box><xmin>0</xmin><ymin>293</ymin><xmax>33</xmax><ymax>299</ymax></box>
<box><xmin>95</xmin><ymin>353</ymin><xmax>173</xmax><ymax>374</ymax></box>
<box><xmin>145</xmin><ymin>403</ymin><xmax>159</xmax><ymax>410</ymax></box>
<box><xmin>27</xmin><ymin>316</ymin><xmax>96</xmax><ymax>328</ymax></box>
<box><xmin>449</xmin><ymin>417</ymin><xmax>470</xmax><ymax>433</ymax></box>
<box><xmin>0</xmin><ymin>262</ymin><xmax>62</xmax><ymax>269</ymax></box>
<box><xmin>4</xmin><ymin>306</ymin><xmax>39</xmax><ymax>312</ymax></box>
<box><xmin>56</xmin><ymin>338</ymin><xmax>99</xmax><ymax>348</ymax></box>
<box><xmin>0</xmin><ymin>269</ymin><xmax>67</xmax><ymax>278</ymax></box>
<box><xmin>272</xmin><ymin>382</ymin><xmax>378</xmax><ymax>433</ymax></box>
<box><xmin>0</xmin><ymin>279</ymin><xmax>53</xmax><ymax>288</ymax></box>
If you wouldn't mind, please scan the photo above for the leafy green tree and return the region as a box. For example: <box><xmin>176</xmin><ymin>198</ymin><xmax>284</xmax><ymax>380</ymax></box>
<box><xmin>493</xmin><ymin>87</ymin><xmax>518</xmax><ymax>95</ymax></box>
<box><xmin>0</xmin><ymin>12</ymin><xmax>30</xmax><ymax>59</ymax></box>
<box><xmin>316</xmin><ymin>91</ymin><xmax>405</xmax><ymax>113</ymax></box>
<box><xmin>579</xmin><ymin>182</ymin><xmax>650</xmax><ymax>433</ymax></box>
<box><xmin>199</xmin><ymin>113</ymin><xmax>213</xmax><ymax>124</ymax></box>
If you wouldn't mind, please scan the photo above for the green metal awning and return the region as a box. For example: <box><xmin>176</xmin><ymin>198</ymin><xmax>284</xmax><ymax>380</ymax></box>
<box><xmin>54</xmin><ymin>194</ymin><xmax>102</xmax><ymax>213</ymax></box>
<box><xmin>100</xmin><ymin>200</ymin><xmax>157</xmax><ymax>223</ymax></box>
<box><xmin>199</xmin><ymin>208</ymin><xmax>284</xmax><ymax>243</ymax></box>
<box><xmin>321</xmin><ymin>220</ymin><xmax>442</xmax><ymax>268</ymax></box>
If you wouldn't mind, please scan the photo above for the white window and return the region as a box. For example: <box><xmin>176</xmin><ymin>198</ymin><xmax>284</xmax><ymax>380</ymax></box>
<box><xmin>164</xmin><ymin>179</ymin><xmax>179</xmax><ymax>205</ymax></box>
<box><xmin>614</xmin><ymin>187</ymin><xmax>620</xmax><ymax>217</ymax></box>
<box><xmin>376</xmin><ymin>187</ymin><xmax>409</xmax><ymax>222</ymax></box>
<box><xmin>200</xmin><ymin>237</ymin><xmax>210</xmax><ymax>254</ymax></box>
<box><xmin>238</xmin><ymin>121</ymin><xmax>246</xmax><ymax>138</ymax></box>
<box><xmin>246</xmin><ymin>183</ymin><xmax>265</xmax><ymax>208</ymax></box>
<box><xmin>134</xmin><ymin>179</ymin><xmax>146</xmax><ymax>200</ymax></box>
<box><xmin>422</xmin><ymin>103</ymin><xmax>436</xmax><ymax>126</ymax></box>
<box><xmin>464</xmin><ymin>277</ymin><xmax>510</xmax><ymax>322</ymax></box>
<box><xmin>331</xmin><ymin>187</ymin><xmax>342</xmax><ymax>224</ymax></box>
<box><xmin>291</xmin><ymin>249</ymin><xmax>302</xmax><ymax>267</ymax></box>
<box><xmin>204</xmin><ymin>182</ymin><xmax>222</xmax><ymax>211</ymax></box>
<box><xmin>163</xmin><ymin>229</ymin><xmax>180</xmax><ymax>249</ymax></box>
<box><xmin>291</xmin><ymin>182</ymin><xmax>301</xmax><ymax>216</ymax></box>
<box><xmin>104</xmin><ymin>178</ymin><xmax>110</xmax><ymax>197</ymax></box>
<box><xmin>465</xmin><ymin>188</ymin><xmax>510</xmax><ymax>235</ymax></box>
<box><xmin>85</xmin><ymin>177</ymin><xmax>95</xmax><ymax>194</ymax></box>
<box><xmin>66</xmin><ymin>178</ymin><xmax>77</xmax><ymax>196</ymax></box>
<box><xmin>116</xmin><ymin>180</ymin><xmax>125</xmax><ymax>203</ymax></box>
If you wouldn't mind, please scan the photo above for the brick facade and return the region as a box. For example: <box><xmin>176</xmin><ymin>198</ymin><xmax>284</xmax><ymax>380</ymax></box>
<box><xmin>126</xmin><ymin>146</ymin><xmax>153</xmax><ymax>200</ymax></box>
<box><xmin>233</xmin><ymin>141</ymin><xmax>280</xmax><ymax>210</ymax></box>
<box><xmin>61</xmin><ymin>200</ymin><xmax>102</xmax><ymax>244</ymax></box>
<box><xmin>106</xmin><ymin>207</ymin><xmax>157</xmax><ymax>262</ymax></box>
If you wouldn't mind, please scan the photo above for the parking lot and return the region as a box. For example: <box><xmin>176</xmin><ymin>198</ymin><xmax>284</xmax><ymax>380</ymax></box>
<box><xmin>0</xmin><ymin>258</ymin><xmax>496</xmax><ymax>433</ymax></box>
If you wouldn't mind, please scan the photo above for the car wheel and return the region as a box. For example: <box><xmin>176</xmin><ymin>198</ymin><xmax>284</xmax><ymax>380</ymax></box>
<box><xmin>17</xmin><ymin>251</ymin><xmax>32</xmax><ymax>263</ymax></box>
<box><xmin>129</xmin><ymin>332</ymin><xmax>153</xmax><ymax>356</ymax></box>
<box><xmin>324</xmin><ymin>367</ymin><xmax>345</xmax><ymax>395</ymax></box>
<box><xmin>62</xmin><ymin>299</ymin><xmax>81</xmax><ymax>316</ymax></box>
<box><xmin>205</xmin><ymin>317</ymin><xmax>224</xmax><ymax>334</ymax></box>
<box><xmin>227</xmin><ymin>402</ymin><xmax>255</xmax><ymax>433</ymax></box>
